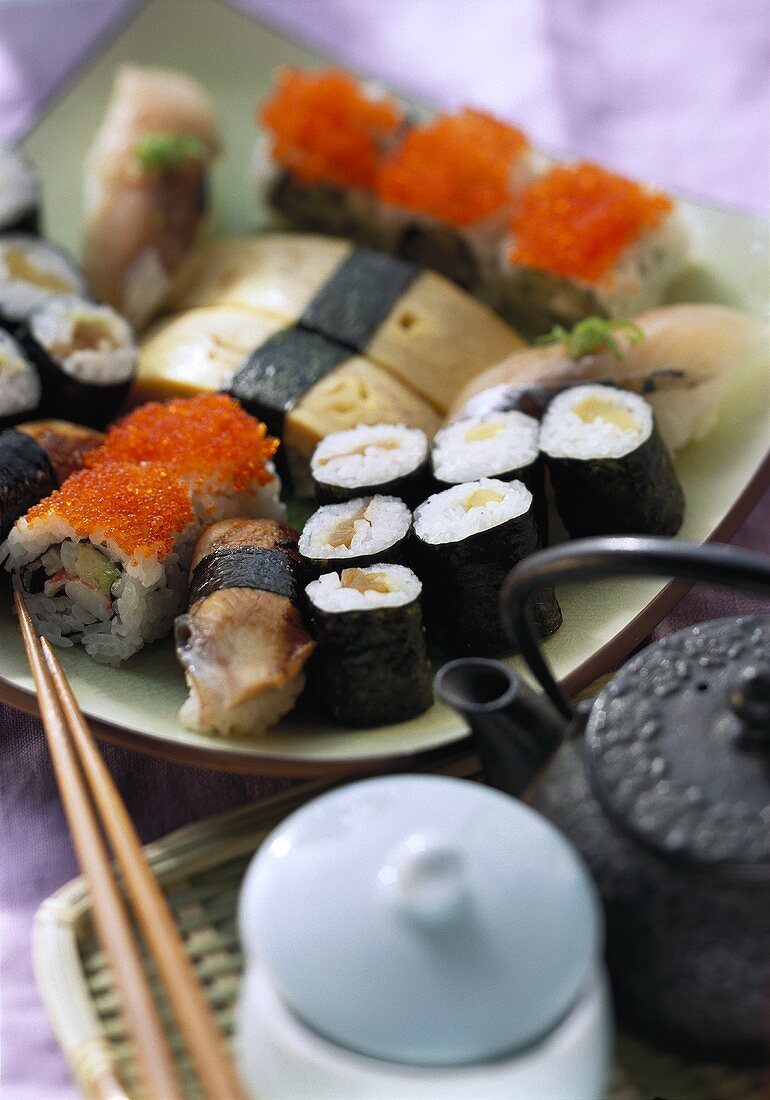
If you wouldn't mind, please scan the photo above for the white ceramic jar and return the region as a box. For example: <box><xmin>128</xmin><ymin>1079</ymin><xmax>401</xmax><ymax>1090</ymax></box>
<box><xmin>236</xmin><ymin>774</ymin><xmax>612</xmax><ymax>1099</ymax></box>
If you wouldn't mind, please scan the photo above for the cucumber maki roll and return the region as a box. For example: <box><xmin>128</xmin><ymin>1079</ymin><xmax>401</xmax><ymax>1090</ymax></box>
<box><xmin>539</xmin><ymin>383</ymin><xmax>684</xmax><ymax>537</ymax></box>
<box><xmin>20</xmin><ymin>295</ymin><xmax>136</xmax><ymax>428</ymax></box>
<box><xmin>299</xmin><ymin>495</ymin><xmax>412</xmax><ymax>575</ymax></box>
<box><xmin>311</xmin><ymin>424</ymin><xmax>429</xmax><ymax>507</ymax></box>
<box><xmin>306</xmin><ymin>564</ymin><xmax>433</xmax><ymax>727</ymax></box>
<box><xmin>413</xmin><ymin>478</ymin><xmax>561</xmax><ymax>656</ymax></box>
<box><xmin>0</xmin><ymin>146</ymin><xmax>41</xmax><ymax>237</ymax></box>
<box><xmin>0</xmin><ymin>329</ymin><xmax>40</xmax><ymax>428</ymax></box>
<box><xmin>0</xmin><ymin>235</ymin><xmax>87</xmax><ymax>331</ymax></box>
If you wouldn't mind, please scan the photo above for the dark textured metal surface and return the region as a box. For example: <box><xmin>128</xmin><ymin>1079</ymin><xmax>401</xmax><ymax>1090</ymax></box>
<box><xmin>586</xmin><ymin>615</ymin><xmax>770</xmax><ymax>871</ymax></box>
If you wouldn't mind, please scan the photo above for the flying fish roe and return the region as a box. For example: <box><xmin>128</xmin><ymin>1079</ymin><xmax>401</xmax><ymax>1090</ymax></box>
<box><xmin>89</xmin><ymin>394</ymin><xmax>279</xmax><ymax>492</ymax></box>
<box><xmin>376</xmin><ymin>109</ymin><xmax>530</xmax><ymax>227</ymax></box>
<box><xmin>260</xmin><ymin>67</ymin><xmax>402</xmax><ymax>190</ymax></box>
<box><xmin>510</xmin><ymin>163</ymin><xmax>673</xmax><ymax>282</ymax></box>
<box><xmin>25</xmin><ymin>463</ymin><xmax>194</xmax><ymax>557</ymax></box>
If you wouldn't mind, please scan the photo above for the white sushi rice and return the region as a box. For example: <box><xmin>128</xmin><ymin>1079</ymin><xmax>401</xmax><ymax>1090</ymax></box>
<box><xmin>539</xmin><ymin>383</ymin><xmax>652</xmax><ymax>460</ymax></box>
<box><xmin>414</xmin><ymin>478</ymin><xmax>532</xmax><ymax>545</ymax></box>
<box><xmin>0</xmin><ymin>146</ymin><xmax>40</xmax><ymax>228</ymax></box>
<box><xmin>0</xmin><ymin>330</ymin><xmax>39</xmax><ymax>417</ymax></box>
<box><xmin>311</xmin><ymin>424</ymin><xmax>427</xmax><ymax>490</ymax></box>
<box><xmin>307</xmin><ymin>563</ymin><xmax>421</xmax><ymax>613</ymax></box>
<box><xmin>178</xmin><ymin>460</ymin><xmax>286</xmax><ymax>526</ymax></box>
<box><xmin>3</xmin><ymin>515</ymin><xmax>195</xmax><ymax>665</ymax></box>
<box><xmin>0</xmin><ymin>235</ymin><xmax>86</xmax><ymax>322</ymax></box>
<box><xmin>29</xmin><ymin>295</ymin><xmax>136</xmax><ymax>384</ymax></box>
<box><xmin>299</xmin><ymin>495</ymin><xmax>410</xmax><ymax>563</ymax></box>
<box><xmin>432</xmin><ymin>410</ymin><xmax>539</xmax><ymax>484</ymax></box>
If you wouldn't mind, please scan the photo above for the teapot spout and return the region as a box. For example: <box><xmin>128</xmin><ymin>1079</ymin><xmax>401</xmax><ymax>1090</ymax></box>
<box><xmin>435</xmin><ymin>659</ymin><xmax>568</xmax><ymax>797</ymax></box>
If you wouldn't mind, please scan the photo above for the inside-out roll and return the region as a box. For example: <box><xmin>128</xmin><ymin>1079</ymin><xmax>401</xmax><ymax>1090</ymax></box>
<box><xmin>539</xmin><ymin>383</ymin><xmax>684</xmax><ymax>537</ymax></box>
<box><xmin>310</xmin><ymin>423</ymin><xmax>429</xmax><ymax>506</ymax></box>
<box><xmin>306</xmin><ymin>564</ymin><xmax>433</xmax><ymax>726</ymax></box>
<box><xmin>414</xmin><ymin>478</ymin><xmax>561</xmax><ymax>655</ymax></box>
<box><xmin>299</xmin><ymin>495</ymin><xmax>412</xmax><ymax>574</ymax></box>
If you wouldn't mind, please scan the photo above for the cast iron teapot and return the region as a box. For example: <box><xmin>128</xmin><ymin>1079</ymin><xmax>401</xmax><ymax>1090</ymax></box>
<box><xmin>435</xmin><ymin>536</ymin><xmax>770</xmax><ymax>1059</ymax></box>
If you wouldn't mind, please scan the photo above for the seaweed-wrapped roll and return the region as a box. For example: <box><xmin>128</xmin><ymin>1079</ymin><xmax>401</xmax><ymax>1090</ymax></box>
<box><xmin>299</xmin><ymin>495</ymin><xmax>412</xmax><ymax>575</ymax></box>
<box><xmin>0</xmin><ymin>235</ymin><xmax>87</xmax><ymax>331</ymax></box>
<box><xmin>175</xmin><ymin>519</ymin><xmax>315</xmax><ymax>737</ymax></box>
<box><xmin>0</xmin><ymin>420</ymin><xmax>102</xmax><ymax>541</ymax></box>
<box><xmin>311</xmin><ymin>424</ymin><xmax>429</xmax><ymax>506</ymax></box>
<box><xmin>306</xmin><ymin>564</ymin><xmax>433</xmax><ymax>727</ymax></box>
<box><xmin>539</xmin><ymin>383</ymin><xmax>684</xmax><ymax>537</ymax></box>
<box><xmin>20</xmin><ymin>295</ymin><xmax>136</xmax><ymax>428</ymax></box>
<box><xmin>414</xmin><ymin>478</ymin><xmax>561</xmax><ymax>655</ymax></box>
<box><xmin>0</xmin><ymin>146</ymin><xmax>41</xmax><ymax>236</ymax></box>
<box><xmin>431</xmin><ymin>411</ymin><xmax>540</xmax><ymax>489</ymax></box>
<box><xmin>0</xmin><ymin>329</ymin><xmax>40</xmax><ymax>428</ymax></box>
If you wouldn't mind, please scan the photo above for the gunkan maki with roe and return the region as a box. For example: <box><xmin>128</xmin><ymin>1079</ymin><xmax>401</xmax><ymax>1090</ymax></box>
<box><xmin>539</xmin><ymin>383</ymin><xmax>684</xmax><ymax>537</ymax></box>
<box><xmin>306</xmin><ymin>563</ymin><xmax>433</xmax><ymax>727</ymax></box>
<box><xmin>414</xmin><ymin>478</ymin><xmax>561</xmax><ymax>655</ymax></box>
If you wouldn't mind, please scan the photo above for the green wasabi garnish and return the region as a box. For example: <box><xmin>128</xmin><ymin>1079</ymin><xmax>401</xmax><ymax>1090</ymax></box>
<box><xmin>536</xmin><ymin>317</ymin><xmax>644</xmax><ymax>360</ymax></box>
<box><xmin>135</xmin><ymin>132</ymin><xmax>208</xmax><ymax>173</ymax></box>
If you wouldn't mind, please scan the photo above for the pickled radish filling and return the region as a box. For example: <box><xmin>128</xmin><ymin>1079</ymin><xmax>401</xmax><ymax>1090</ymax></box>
<box><xmin>260</xmin><ymin>67</ymin><xmax>402</xmax><ymax>189</ymax></box>
<box><xmin>376</xmin><ymin>109</ymin><xmax>530</xmax><ymax>227</ymax></box>
<box><xmin>510</xmin><ymin>163</ymin><xmax>673</xmax><ymax>282</ymax></box>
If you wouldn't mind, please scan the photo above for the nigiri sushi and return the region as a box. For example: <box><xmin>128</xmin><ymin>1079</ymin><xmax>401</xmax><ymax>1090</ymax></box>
<box><xmin>448</xmin><ymin>306</ymin><xmax>768</xmax><ymax>452</ymax></box>
<box><xmin>174</xmin><ymin>519</ymin><xmax>315</xmax><ymax>737</ymax></box>
<box><xmin>83</xmin><ymin>66</ymin><xmax>219</xmax><ymax>329</ymax></box>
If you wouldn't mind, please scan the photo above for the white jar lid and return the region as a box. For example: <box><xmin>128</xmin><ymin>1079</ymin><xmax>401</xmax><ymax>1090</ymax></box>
<box><xmin>239</xmin><ymin>774</ymin><xmax>602</xmax><ymax>1066</ymax></box>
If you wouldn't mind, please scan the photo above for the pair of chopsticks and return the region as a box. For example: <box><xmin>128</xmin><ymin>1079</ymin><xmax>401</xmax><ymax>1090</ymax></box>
<box><xmin>15</xmin><ymin>592</ymin><xmax>247</xmax><ymax>1100</ymax></box>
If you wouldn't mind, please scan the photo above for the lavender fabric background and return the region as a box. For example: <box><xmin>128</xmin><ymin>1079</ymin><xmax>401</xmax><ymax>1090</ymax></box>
<box><xmin>0</xmin><ymin>1</ymin><xmax>768</xmax><ymax>1095</ymax></box>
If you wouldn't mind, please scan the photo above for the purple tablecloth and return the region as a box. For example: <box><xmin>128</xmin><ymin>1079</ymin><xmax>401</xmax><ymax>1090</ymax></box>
<box><xmin>0</xmin><ymin>2</ymin><xmax>768</xmax><ymax>1095</ymax></box>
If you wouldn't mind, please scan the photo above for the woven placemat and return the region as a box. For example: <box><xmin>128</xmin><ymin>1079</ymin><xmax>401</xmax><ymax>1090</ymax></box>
<box><xmin>35</xmin><ymin>764</ymin><xmax>769</xmax><ymax>1100</ymax></box>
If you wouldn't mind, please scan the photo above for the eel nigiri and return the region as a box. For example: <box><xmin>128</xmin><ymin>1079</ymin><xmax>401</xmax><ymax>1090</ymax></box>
<box><xmin>83</xmin><ymin>66</ymin><xmax>219</xmax><ymax>329</ymax></box>
<box><xmin>448</xmin><ymin>305</ymin><xmax>768</xmax><ymax>451</ymax></box>
<box><xmin>174</xmin><ymin>519</ymin><xmax>315</xmax><ymax>737</ymax></box>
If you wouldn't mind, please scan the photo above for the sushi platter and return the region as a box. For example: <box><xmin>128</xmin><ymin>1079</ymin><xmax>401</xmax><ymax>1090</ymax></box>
<box><xmin>0</xmin><ymin>0</ymin><xmax>768</xmax><ymax>775</ymax></box>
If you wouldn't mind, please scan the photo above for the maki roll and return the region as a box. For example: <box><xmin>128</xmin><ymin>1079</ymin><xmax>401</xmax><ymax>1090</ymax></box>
<box><xmin>175</xmin><ymin>519</ymin><xmax>314</xmax><ymax>737</ymax></box>
<box><xmin>0</xmin><ymin>235</ymin><xmax>87</xmax><ymax>332</ymax></box>
<box><xmin>0</xmin><ymin>329</ymin><xmax>40</xmax><ymax>428</ymax></box>
<box><xmin>0</xmin><ymin>420</ymin><xmax>102</xmax><ymax>540</ymax></box>
<box><xmin>496</xmin><ymin>163</ymin><xmax>689</xmax><ymax>334</ymax></box>
<box><xmin>431</xmin><ymin>411</ymin><xmax>540</xmax><ymax>489</ymax></box>
<box><xmin>306</xmin><ymin>564</ymin><xmax>432</xmax><ymax>727</ymax></box>
<box><xmin>90</xmin><ymin>393</ymin><xmax>284</xmax><ymax>523</ymax></box>
<box><xmin>299</xmin><ymin>496</ymin><xmax>412</xmax><ymax>575</ymax></box>
<box><xmin>413</xmin><ymin>479</ymin><xmax>561</xmax><ymax>656</ymax></box>
<box><xmin>311</xmin><ymin>424</ymin><xmax>429</xmax><ymax>506</ymax></box>
<box><xmin>20</xmin><ymin>295</ymin><xmax>136</xmax><ymax>428</ymax></box>
<box><xmin>4</xmin><ymin>462</ymin><xmax>196</xmax><ymax>664</ymax></box>
<box><xmin>0</xmin><ymin>146</ymin><xmax>41</xmax><ymax>236</ymax></box>
<box><xmin>539</xmin><ymin>383</ymin><xmax>684</xmax><ymax>537</ymax></box>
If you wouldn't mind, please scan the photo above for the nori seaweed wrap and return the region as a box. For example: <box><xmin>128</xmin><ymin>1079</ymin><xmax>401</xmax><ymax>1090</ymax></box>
<box><xmin>19</xmin><ymin>295</ymin><xmax>136</xmax><ymax>429</ymax></box>
<box><xmin>413</xmin><ymin>478</ymin><xmax>561</xmax><ymax>656</ymax></box>
<box><xmin>306</xmin><ymin>563</ymin><xmax>433</xmax><ymax>727</ymax></box>
<box><xmin>0</xmin><ymin>146</ymin><xmax>41</xmax><ymax>237</ymax></box>
<box><xmin>298</xmin><ymin>495</ymin><xmax>413</xmax><ymax>575</ymax></box>
<box><xmin>311</xmin><ymin>424</ymin><xmax>430</xmax><ymax>507</ymax></box>
<box><xmin>0</xmin><ymin>429</ymin><xmax>57</xmax><ymax>542</ymax></box>
<box><xmin>539</xmin><ymin>383</ymin><xmax>684</xmax><ymax>537</ymax></box>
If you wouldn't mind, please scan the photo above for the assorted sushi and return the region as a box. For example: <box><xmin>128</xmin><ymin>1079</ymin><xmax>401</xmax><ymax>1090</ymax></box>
<box><xmin>175</xmin><ymin>519</ymin><xmax>315</xmax><ymax>736</ymax></box>
<box><xmin>306</xmin><ymin>564</ymin><xmax>433</xmax><ymax>727</ymax></box>
<box><xmin>255</xmin><ymin>66</ymin><xmax>690</xmax><ymax>333</ymax></box>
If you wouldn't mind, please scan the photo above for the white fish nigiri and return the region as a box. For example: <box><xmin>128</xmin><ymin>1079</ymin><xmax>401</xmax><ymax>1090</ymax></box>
<box><xmin>83</xmin><ymin>66</ymin><xmax>219</xmax><ymax>329</ymax></box>
<box><xmin>449</xmin><ymin>305</ymin><xmax>767</xmax><ymax>450</ymax></box>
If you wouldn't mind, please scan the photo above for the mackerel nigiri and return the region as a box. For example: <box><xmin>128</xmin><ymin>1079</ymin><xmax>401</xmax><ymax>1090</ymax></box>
<box><xmin>449</xmin><ymin>305</ymin><xmax>767</xmax><ymax>451</ymax></box>
<box><xmin>83</xmin><ymin>66</ymin><xmax>219</xmax><ymax>329</ymax></box>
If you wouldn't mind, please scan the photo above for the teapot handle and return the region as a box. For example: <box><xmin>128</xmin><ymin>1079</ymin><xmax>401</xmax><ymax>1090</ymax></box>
<box><xmin>501</xmin><ymin>536</ymin><xmax>770</xmax><ymax>720</ymax></box>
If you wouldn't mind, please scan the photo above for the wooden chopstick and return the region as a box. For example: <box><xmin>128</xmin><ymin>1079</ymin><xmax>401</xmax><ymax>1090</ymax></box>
<box><xmin>15</xmin><ymin>593</ymin><xmax>247</xmax><ymax>1100</ymax></box>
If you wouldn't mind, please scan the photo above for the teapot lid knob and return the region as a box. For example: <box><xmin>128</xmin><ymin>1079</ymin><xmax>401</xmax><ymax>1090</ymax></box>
<box><xmin>381</xmin><ymin>833</ymin><xmax>467</xmax><ymax>926</ymax></box>
<box><xmin>730</xmin><ymin>664</ymin><xmax>770</xmax><ymax>739</ymax></box>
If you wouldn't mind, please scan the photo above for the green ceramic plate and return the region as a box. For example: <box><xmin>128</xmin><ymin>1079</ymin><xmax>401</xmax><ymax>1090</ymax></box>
<box><xmin>0</xmin><ymin>0</ymin><xmax>768</xmax><ymax>775</ymax></box>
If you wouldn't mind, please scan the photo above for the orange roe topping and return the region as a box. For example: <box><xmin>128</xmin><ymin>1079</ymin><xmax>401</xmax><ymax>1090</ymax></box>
<box><xmin>260</xmin><ymin>67</ymin><xmax>402</xmax><ymax>190</ymax></box>
<box><xmin>376</xmin><ymin>109</ymin><xmax>530</xmax><ymax>227</ymax></box>
<box><xmin>89</xmin><ymin>394</ymin><xmax>279</xmax><ymax>493</ymax></box>
<box><xmin>25</xmin><ymin>463</ymin><xmax>194</xmax><ymax>557</ymax></box>
<box><xmin>510</xmin><ymin>163</ymin><xmax>673</xmax><ymax>282</ymax></box>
